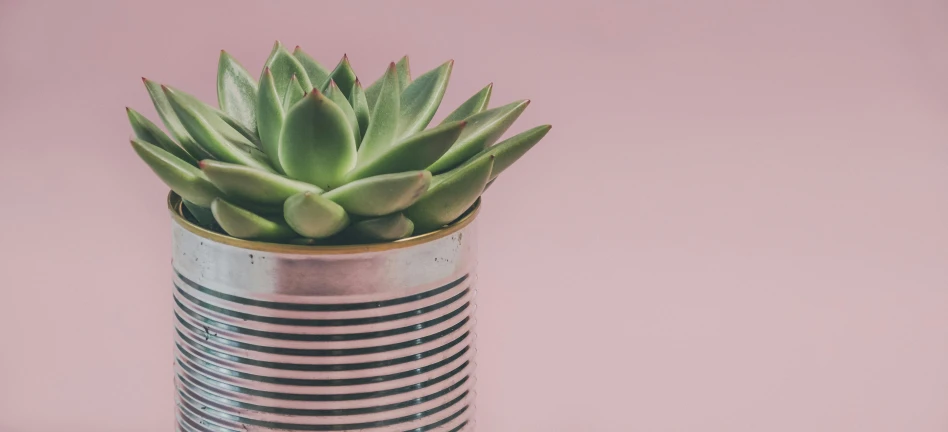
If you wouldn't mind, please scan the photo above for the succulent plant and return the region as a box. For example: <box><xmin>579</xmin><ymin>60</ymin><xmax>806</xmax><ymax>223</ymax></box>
<box><xmin>128</xmin><ymin>41</ymin><xmax>551</xmax><ymax>244</ymax></box>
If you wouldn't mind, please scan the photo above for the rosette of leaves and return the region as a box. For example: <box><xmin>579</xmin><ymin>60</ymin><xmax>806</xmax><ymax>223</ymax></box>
<box><xmin>128</xmin><ymin>41</ymin><xmax>551</xmax><ymax>244</ymax></box>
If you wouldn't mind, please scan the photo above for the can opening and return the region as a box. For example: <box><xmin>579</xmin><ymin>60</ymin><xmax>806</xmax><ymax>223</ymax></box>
<box><xmin>167</xmin><ymin>191</ymin><xmax>481</xmax><ymax>254</ymax></box>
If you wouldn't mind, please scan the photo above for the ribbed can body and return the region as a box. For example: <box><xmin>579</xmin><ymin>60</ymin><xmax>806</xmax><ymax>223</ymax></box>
<box><xmin>169</xmin><ymin>212</ymin><xmax>479</xmax><ymax>431</ymax></box>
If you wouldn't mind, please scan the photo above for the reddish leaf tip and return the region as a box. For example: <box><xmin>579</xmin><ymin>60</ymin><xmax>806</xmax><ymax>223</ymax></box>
<box><xmin>198</xmin><ymin>160</ymin><xmax>207</xmax><ymax>168</ymax></box>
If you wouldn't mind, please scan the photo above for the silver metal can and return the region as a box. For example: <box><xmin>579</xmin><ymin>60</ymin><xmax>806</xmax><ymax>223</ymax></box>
<box><xmin>167</xmin><ymin>193</ymin><xmax>480</xmax><ymax>431</ymax></box>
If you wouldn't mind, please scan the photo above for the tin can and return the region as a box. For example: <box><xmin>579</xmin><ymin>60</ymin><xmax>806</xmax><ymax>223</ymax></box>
<box><xmin>167</xmin><ymin>192</ymin><xmax>479</xmax><ymax>431</ymax></box>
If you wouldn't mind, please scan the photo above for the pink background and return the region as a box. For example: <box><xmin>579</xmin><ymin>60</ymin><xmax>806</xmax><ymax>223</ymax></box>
<box><xmin>2</xmin><ymin>0</ymin><xmax>948</xmax><ymax>430</ymax></box>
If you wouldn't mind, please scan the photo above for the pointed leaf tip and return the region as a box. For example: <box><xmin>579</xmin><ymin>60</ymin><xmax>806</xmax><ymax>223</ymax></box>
<box><xmin>392</xmin><ymin>59</ymin><xmax>453</xmax><ymax>137</ymax></box>
<box><xmin>429</xmin><ymin>99</ymin><xmax>530</xmax><ymax>172</ymax></box>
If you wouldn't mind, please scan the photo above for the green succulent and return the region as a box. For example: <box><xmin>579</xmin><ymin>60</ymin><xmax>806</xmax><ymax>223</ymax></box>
<box><xmin>128</xmin><ymin>41</ymin><xmax>551</xmax><ymax>244</ymax></box>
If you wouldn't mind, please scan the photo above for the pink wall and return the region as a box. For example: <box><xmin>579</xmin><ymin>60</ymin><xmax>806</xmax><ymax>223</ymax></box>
<box><xmin>2</xmin><ymin>0</ymin><xmax>948</xmax><ymax>430</ymax></box>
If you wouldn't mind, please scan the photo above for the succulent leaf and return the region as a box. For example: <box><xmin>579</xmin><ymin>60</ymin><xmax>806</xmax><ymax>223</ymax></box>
<box><xmin>200</xmin><ymin>160</ymin><xmax>323</xmax><ymax>209</ymax></box>
<box><xmin>366</xmin><ymin>56</ymin><xmax>411</xmax><ymax>109</ymax></box>
<box><xmin>130</xmin><ymin>138</ymin><xmax>220</xmax><ymax>207</ymax></box>
<box><xmin>256</xmin><ymin>69</ymin><xmax>285</xmax><ymax>173</ymax></box>
<box><xmin>346</xmin><ymin>213</ymin><xmax>414</xmax><ymax>242</ymax></box>
<box><xmin>282</xmin><ymin>74</ymin><xmax>306</xmax><ymax>112</ymax></box>
<box><xmin>466</xmin><ymin>124</ymin><xmax>551</xmax><ymax>182</ymax></box>
<box><xmin>143</xmin><ymin>78</ymin><xmax>213</xmax><ymax>161</ymax></box>
<box><xmin>396</xmin><ymin>55</ymin><xmax>412</xmax><ymax>91</ymax></box>
<box><xmin>441</xmin><ymin>83</ymin><xmax>493</xmax><ymax>124</ymax></box>
<box><xmin>348</xmin><ymin>79</ymin><xmax>370</xmax><ymax>140</ymax></box>
<box><xmin>217</xmin><ymin>51</ymin><xmax>258</xmax><ymax>134</ymax></box>
<box><xmin>398</xmin><ymin>60</ymin><xmax>453</xmax><ymax>137</ymax></box>
<box><xmin>405</xmin><ymin>155</ymin><xmax>493</xmax><ymax>233</ymax></box>
<box><xmin>365</xmin><ymin>79</ymin><xmax>381</xmax><ymax>110</ymax></box>
<box><xmin>357</xmin><ymin>63</ymin><xmax>400</xmax><ymax>160</ymax></box>
<box><xmin>283</xmin><ymin>192</ymin><xmax>350</xmax><ymax>238</ymax></box>
<box><xmin>182</xmin><ymin>200</ymin><xmax>219</xmax><ymax>230</ymax></box>
<box><xmin>261</xmin><ymin>41</ymin><xmax>313</xmax><ymax>106</ymax></box>
<box><xmin>323</xmin><ymin>80</ymin><xmax>362</xmax><ymax>145</ymax></box>
<box><xmin>211</xmin><ymin>198</ymin><xmax>296</xmax><ymax>241</ymax></box>
<box><xmin>216</xmin><ymin>113</ymin><xmax>261</xmax><ymax>146</ymax></box>
<box><xmin>346</xmin><ymin>121</ymin><xmax>465</xmax><ymax>181</ymax></box>
<box><xmin>324</xmin><ymin>170</ymin><xmax>431</xmax><ymax>217</ymax></box>
<box><xmin>426</xmin><ymin>99</ymin><xmax>530</xmax><ymax>173</ymax></box>
<box><xmin>329</xmin><ymin>55</ymin><xmax>357</xmax><ymax>99</ymax></box>
<box><xmin>292</xmin><ymin>46</ymin><xmax>332</xmax><ymax>89</ymax></box>
<box><xmin>163</xmin><ymin>86</ymin><xmax>274</xmax><ymax>172</ymax></box>
<box><xmin>126</xmin><ymin>107</ymin><xmax>198</xmax><ymax>166</ymax></box>
<box><xmin>279</xmin><ymin>90</ymin><xmax>357</xmax><ymax>189</ymax></box>
<box><xmin>166</xmin><ymin>84</ymin><xmax>261</xmax><ymax>148</ymax></box>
